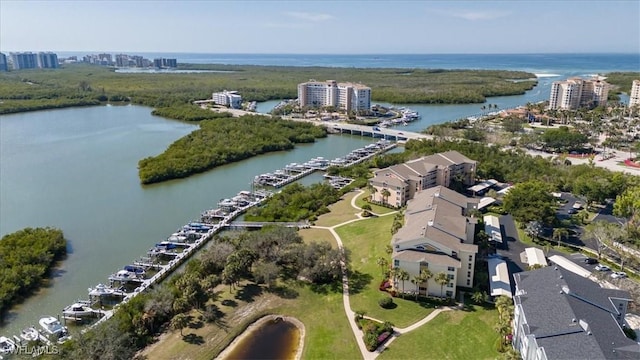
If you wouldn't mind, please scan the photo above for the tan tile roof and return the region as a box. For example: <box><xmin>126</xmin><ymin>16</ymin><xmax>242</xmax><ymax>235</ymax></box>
<box><xmin>370</xmin><ymin>172</ymin><xmax>406</xmax><ymax>188</ymax></box>
<box><xmin>393</xmin><ymin>186</ymin><xmax>477</xmax><ymax>253</ymax></box>
<box><xmin>394</xmin><ymin>249</ymin><xmax>461</xmax><ymax>268</ymax></box>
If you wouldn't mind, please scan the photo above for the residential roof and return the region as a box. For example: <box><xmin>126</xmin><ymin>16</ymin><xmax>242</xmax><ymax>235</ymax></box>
<box><xmin>478</xmin><ymin>197</ymin><xmax>496</xmax><ymax>210</ymax></box>
<box><xmin>393</xmin><ymin>186</ymin><xmax>477</xmax><ymax>253</ymax></box>
<box><xmin>513</xmin><ymin>266</ymin><xmax>639</xmax><ymax>360</ymax></box>
<box><xmin>370</xmin><ymin>172</ymin><xmax>406</xmax><ymax>188</ymax></box>
<box><xmin>522</xmin><ymin>247</ymin><xmax>547</xmax><ymax>267</ymax></box>
<box><xmin>547</xmin><ymin>255</ymin><xmax>593</xmax><ymax>279</ymax></box>
<box><xmin>394</xmin><ymin>249</ymin><xmax>461</xmax><ymax>268</ymax></box>
<box><xmin>487</xmin><ymin>256</ymin><xmax>511</xmax><ymax>298</ymax></box>
<box><xmin>484</xmin><ymin>215</ymin><xmax>503</xmax><ymax>244</ymax></box>
<box><xmin>373</xmin><ymin>151</ymin><xmax>474</xmax><ymax>184</ymax></box>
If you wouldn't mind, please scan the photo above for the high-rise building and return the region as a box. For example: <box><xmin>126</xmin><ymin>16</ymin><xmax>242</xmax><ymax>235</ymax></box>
<box><xmin>154</xmin><ymin>58</ymin><xmax>177</xmax><ymax>68</ymax></box>
<box><xmin>10</xmin><ymin>52</ymin><xmax>38</xmax><ymax>70</ymax></box>
<box><xmin>37</xmin><ymin>52</ymin><xmax>59</xmax><ymax>68</ymax></box>
<box><xmin>115</xmin><ymin>54</ymin><xmax>129</xmax><ymax>67</ymax></box>
<box><xmin>297</xmin><ymin>80</ymin><xmax>371</xmax><ymax>113</ymax></box>
<box><xmin>548</xmin><ymin>77</ymin><xmax>609</xmax><ymax>110</ymax></box>
<box><xmin>629</xmin><ymin>80</ymin><xmax>640</xmax><ymax>109</ymax></box>
<box><xmin>0</xmin><ymin>53</ymin><xmax>7</xmax><ymax>72</ymax></box>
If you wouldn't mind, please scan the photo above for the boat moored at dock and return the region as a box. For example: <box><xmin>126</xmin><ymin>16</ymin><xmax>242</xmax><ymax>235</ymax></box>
<box><xmin>38</xmin><ymin>316</ymin><xmax>70</xmax><ymax>344</ymax></box>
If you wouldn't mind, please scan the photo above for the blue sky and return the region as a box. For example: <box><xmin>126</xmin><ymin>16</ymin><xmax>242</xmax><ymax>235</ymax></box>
<box><xmin>1</xmin><ymin>0</ymin><xmax>638</xmax><ymax>54</ymax></box>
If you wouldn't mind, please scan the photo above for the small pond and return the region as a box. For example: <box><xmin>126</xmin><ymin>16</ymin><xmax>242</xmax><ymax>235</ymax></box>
<box><xmin>221</xmin><ymin>316</ymin><xmax>302</xmax><ymax>360</ymax></box>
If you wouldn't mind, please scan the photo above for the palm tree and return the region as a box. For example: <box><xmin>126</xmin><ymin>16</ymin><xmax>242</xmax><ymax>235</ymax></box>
<box><xmin>552</xmin><ymin>228</ymin><xmax>569</xmax><ymax>247</ymax></box>
<box><xmin>381</xmin><ymin>188</ymin><xmax>391</xmax><ymax>206</ymax></box>
<box><xmin>419</xmin><ymin>268</ymin><xmax>433</xmax><ymax>297</ymax></box>
<box><xmin>411</xmin><ymin>275</ymin><xmax>421</xmax><ymax>300</ymax></box>
<box><xmin>397</xmin><ymin>268</ymin><xmax>410</xmax><ymax>298</ymax></box>
<box><xmin>471</xmin><ymin>290</ymin><xmax>487</xmax><ymax>304</ymax></box>
<box><xmin>583</xmin><ymin>221</ymin><xmax>622</xmax><ymax>259</ymax></box>
<box><xmin>376</xmin><ymin>256</ymin><xmax>389</xmax><ymax>277</ymax></box>
<box><xmin>171</xmin><ymin>313</ymin><xmax>190</xmax><ymax>337</ymax></box>
<box><xmin>434</xmin><ymin>272</ymin><xmax>449</xmax><ymax>298</ymax></box>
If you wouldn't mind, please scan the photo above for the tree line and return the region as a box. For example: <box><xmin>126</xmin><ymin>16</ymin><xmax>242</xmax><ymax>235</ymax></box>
<box><xmin>0</xmin><ymin>227</ymin><xmax>66</xmax><ymax>317</ymax></box>
<box><xmin>61</xmin><ymin>226</ymin><xmax>345</xmax><ymax>359</ymax></box>
<box><xmin>137</xmin><ymin>115</ymin><xmax>327</xmax><ymax>184</ymax></box>
<box><xmin>0</xmin><ymin>64</ymin><xmax>537</xmax><ymax>115</ymax></box>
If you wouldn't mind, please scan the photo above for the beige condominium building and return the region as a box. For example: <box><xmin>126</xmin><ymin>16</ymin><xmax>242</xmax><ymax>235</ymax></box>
<box><xmin>392</xmin><ymin>186</ymin><xmax>479</xmax><ymax>298</ymax></box>
<box><xmin>297</xmin><ymin>80</ymin><xmax>371</xmax><ymax>113</ymax></box>
<box><xmin>369</xmin><ymin>150</ymin><xmax>476</xmax><ymax>208</ymax></box>
<box><xmin>548</xmin><ymin>76</ymin><xmax>610</xmax><ymax>110</ymax></box>
<box><xmin>629</xmin><ymin>79</ymin><xmax>640</xmax><ymax>109</ymax></box>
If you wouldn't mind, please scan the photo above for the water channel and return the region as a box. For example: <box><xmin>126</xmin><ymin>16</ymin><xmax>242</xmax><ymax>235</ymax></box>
<box><xmin>0</xmin><ymin>70</ymin><xmax>616</xmax><ymax>335</ymax></box>
<box><xmin>0</xmin><ymin>104</ymin><xmax>374</xmax><ymax>335</ymax></box>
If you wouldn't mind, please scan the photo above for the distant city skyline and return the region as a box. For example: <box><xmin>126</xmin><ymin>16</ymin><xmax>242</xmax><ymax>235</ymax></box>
<box><xmin>1</xmin><ymin>1</ymin><xmax>638</xmax><ymax>54</ymax></box>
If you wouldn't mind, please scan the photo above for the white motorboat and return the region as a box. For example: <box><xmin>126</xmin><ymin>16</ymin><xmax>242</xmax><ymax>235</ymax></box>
<box><xmin>38</xmin><ymin>316</ymin><xmax>70</xmax><ymax>343</ymax></box>
<box><xmin>19</xmin><ymin>327</ymin><xmax>40</xmax><ymax>343</ymax></box>
<box><xmin>88</xmin><ymin>283</ymin><xmax>115</xmax><ymax>297</ymax></box>
<box><xmin>0</xmin><ymin>336</ymin><xmax>16</xmax><ymax>355</ymax></box>
<box><xmin>63</xmin><ymin>301</ymin><xmax>94</xmax><ymax>318</ymax></box>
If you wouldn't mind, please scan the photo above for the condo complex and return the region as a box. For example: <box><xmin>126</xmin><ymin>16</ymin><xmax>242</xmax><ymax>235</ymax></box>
<box><xmin>548</xmin><ymin>76</ymin><xmax>610</xmax><ymax>110</ymax></box>
<box><xmin>297</xmin><ymin>80</ymin><xmax>371</xmax><ymax>113</ymax></box>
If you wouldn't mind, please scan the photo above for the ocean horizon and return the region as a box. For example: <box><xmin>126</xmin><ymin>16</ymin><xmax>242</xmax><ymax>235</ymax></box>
<box><xmin>54</xmin><ymin>52</ymin><xmax>640</xmax><ymax>75</ymax></box>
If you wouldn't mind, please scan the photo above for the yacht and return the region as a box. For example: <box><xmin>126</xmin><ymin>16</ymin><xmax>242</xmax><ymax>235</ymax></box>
<box><xmin>124</xmin><ymin>265</ymin><xmax>146</xmax><ymax>276</ymax></box>
<box><xmin>19</xmin><ymin>327</ymin><xmax>41</xmax><ymax>343</ymax></box>
<box><xmin>63</xmin><ymin>301</ymin><xmax>94</xmax><ymax>318</ymax></box>
<box><xmin>38</xmin><ymin>316</ymin><xmax>71</xmax><ymax>343</ymax></box>
<box><xmin>110</xmin><ymin>269</ymin><xmax>142</xmax><ymax>281</ymax></box>
<box><xmin>0</xmin><ymin>336</ymin><xmax>16</xmax><ymax>355</ymax></box>
<box><xmin>88</xmin><ymin>283</ymin><xmax>115</xmax><ymax>297</ymax></box>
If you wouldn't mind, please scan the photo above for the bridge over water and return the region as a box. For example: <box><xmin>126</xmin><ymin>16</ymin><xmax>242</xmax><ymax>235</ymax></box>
<box><xmin>320</xmin><ymin>121</ymin><xmax>432</xmax><ymax>141</ymax></box>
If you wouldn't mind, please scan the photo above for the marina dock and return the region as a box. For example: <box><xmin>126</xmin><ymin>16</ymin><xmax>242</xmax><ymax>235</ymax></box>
<box><xmin>6</xmin><ymin>139</ymin><xmax>397</xmax><ymax>339</ymax></box>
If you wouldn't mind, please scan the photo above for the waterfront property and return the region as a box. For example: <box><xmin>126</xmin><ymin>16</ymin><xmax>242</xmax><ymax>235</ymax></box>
<box><xmin>297</xmin><ymin>80</ymin><xmax>371</xmax><ymax>113</ymax></box>
<box><xmin>212</xmin><ymin>90</ymin><xmax>242</xmax><ymax>109</ymax></box>
<box><xmin>548</xmin><ymin>76</ymin><xmax>609</xmax><ymax>110</ymax></box>
<box><xmin>512</xmin><ymin>265</ymin><xmax>639</xmax><ymax>360</ymax></box>
<box><xmin>369</xmin><ymin>150</ymin><xmax>476</xmax><ymax>207</ymax></box>
<box><xmin>392</xmin><ymin>186</ymin><xmax>479</xmax><ymax>298</ymax></box>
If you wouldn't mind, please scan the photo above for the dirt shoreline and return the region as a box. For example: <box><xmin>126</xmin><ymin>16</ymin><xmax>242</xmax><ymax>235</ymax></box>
<box><xmin>216</xmin><ymin>314</ymin><xmax>305</xmax><ymax>360</ymax></box>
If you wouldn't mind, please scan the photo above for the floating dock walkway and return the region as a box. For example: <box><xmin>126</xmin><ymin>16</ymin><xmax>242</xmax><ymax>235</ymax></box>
<box><xmin>17</xmin><ymin>139</ymin><xmax>398</xmax><ymax>336</ymax></box>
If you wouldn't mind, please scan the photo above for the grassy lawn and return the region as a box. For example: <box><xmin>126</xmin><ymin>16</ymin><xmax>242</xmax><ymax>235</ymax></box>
<box><xmin>378</xmin><ymin>305</ymin><xmax>500</xmax><ymax>360</ymax></box>
<box><xmin>141</xmin><ymin>281</ymin><xmax>359</xmax><ymax>360</ymax></box>
<box><xmin>336</xmin><ymin>216</ymin><xmax>435</xmax><ymax>328</ymax></box>
<box><xmin>314</xmin><ymin>191</ymin><xmax>360</xmax><ymax>227</ymax></box>
<box><xmin>298</xmin><ymin>227</ymin><xmax>337</xmax><ymax>247</ymax></box>
<box><xmin>354</xmin><ymin>190</ymin><xmax>397</xmax><ymax>215</ymax></box>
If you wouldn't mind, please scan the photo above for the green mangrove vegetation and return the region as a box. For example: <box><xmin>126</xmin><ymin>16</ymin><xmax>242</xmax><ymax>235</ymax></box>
<box><xmin>245</xmin><ymin>183</ymin><xmax>340</xmax><ymax>222</ymax></box>
<box><xmin>604</xmin><ymin>72</ymin><xmax>640</xmax><ymax>97</ymax></box>
<box><xmin>0</xmin><ymin>63</ymin><xmax>537</xmax><ymax>115</ymax></box>
<box><xmin>137</xmin><ymin>115</ymin><xmax>327</xmax><ymax>184</ymax></box>
<box><xmin>0</xmin><ymin>227</ymin><xmax>67</xmax><ymax>316</ymax></box>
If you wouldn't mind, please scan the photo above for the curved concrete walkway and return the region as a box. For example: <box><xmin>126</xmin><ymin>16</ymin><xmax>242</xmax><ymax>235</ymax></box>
<box><xmin>314</xmin><ymin>190</ymin><xmax>455</xmax><ymax>359</ymax></box>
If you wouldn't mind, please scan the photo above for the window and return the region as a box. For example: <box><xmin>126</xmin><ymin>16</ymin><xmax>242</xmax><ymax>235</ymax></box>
<box><xmin>466</xmin><ymin>279</ymin><xmax>471</xmax><ymax>286</ymax></box>
<box><xmin>447</xmin><ymin>266</ymin><xmax>455</xmax><ymax>272</ymax></box>
<box><xmin>469</xmin><ymin>255</ymin><xmax>473</xmax><ymax>261</ymax></box>
<box><xmin>393</xmin><ymin>260</ymin><xmax>399</xmax><ymax>267</ymax></box>
<box><xmin>447</xmin><ymin>274</ymin><xmax>454</xmax><ymax>280</ymax></box>
<box><xmin>449</xmin><ymin>282</ymin><xmax>454</xmax><ymax>288</ymax></box>
<box><xmin>467</xmin><ymin>271</ymin><xmax>471</xmax><ymax>278</ymax></box>
<box><xmin>419</xmin><ymin>261</ymin><xmax>428</xmax><ymax>268</ymax></box>
<box><xmin>468</xmin><ymin>263</ymin><xmax>472</xmax><ymax>270</ymax></box>
<box><xmin>446</xmin><ymin>291</ymin><xmax>453</xmax><ymax>297</ymax></box>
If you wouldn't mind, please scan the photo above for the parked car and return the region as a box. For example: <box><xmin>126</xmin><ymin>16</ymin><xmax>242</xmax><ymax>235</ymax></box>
<box><xmin>611</xmin><ymin>271</ymin><xmax>627</xmax><ymax>279</ymax></box>
<box><xmin>595</xmin><ymin>264</ymin><xmax>610</xmax><ymax>271</ymax></box>
<box><xmin>572</xmin><ymin>202</ymin><xmax>583</xmax><ymax>209</ymax></box>
<box><xmin>568</xmin><ymin>208</ymin><xmax>578</xmax><ymax>214</ymax></box>
<box><xmin>584</xmin><ymin>258</ymin><xmax>598</xmax><ymax>265</ymax></box>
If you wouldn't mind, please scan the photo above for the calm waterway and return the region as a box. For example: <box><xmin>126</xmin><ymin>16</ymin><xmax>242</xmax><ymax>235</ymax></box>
<box><xmin>0</xmin><ymin>104</ymin><xmax>373</xmax><ymax>335</ymax></box>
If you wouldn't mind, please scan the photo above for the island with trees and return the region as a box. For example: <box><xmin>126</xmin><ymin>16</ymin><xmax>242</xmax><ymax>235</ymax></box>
<box><xmin>138</xmin><ymin>115</ymin><xmax>327</xmax><ymax>184</ymax></box>
<box><xmin>0</xmin><ymin>63</ymin><xmax>536</xmax><ymax>115</ymax></box>
<box><xmin>0</xmin><ymin>227</ymin><xmax>67</xmax><ymax>317</ymax></box>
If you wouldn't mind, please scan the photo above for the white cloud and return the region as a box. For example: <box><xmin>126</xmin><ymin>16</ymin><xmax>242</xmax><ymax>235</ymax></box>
<box><xmin>263</xmin><ymin>22</ymin><xmax>307</xmax><ymax>29</ymax></box>
<box><xmin>438</xmin><ymin>9</ymin><xmax>511</xmax><ymax>21</ymax></box>
<box><xmin>284</xmin><ymin>11</ymin><xmax>335</xmax><ymax>22</ymax></box>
